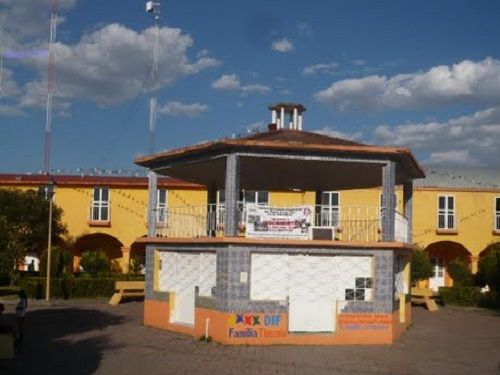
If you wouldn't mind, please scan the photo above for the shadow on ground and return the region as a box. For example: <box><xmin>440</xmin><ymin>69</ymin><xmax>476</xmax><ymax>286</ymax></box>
<box><xmin>0</xmin><ymin>307</ymin><xmax>125</xmax><ymax>375</ymax></box>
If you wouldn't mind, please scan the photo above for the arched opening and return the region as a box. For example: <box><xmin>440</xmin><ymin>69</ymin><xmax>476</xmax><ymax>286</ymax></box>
<box><xmin>479</xmin><ymin>242</ymin><xmax>500</xmax><ymax>259</ymax></box>
<box><xmin>74</xmin><ymin>233</ymin><xmax>124</xmax><ymax>273</ymax></box>
<box><xmin>23</xmin><ymin>252</ymin><xmax>40</xmax><ymax>272</ymax></box>
<box><xmin>424</xmin><ymin>241</ymin><xmax>472</xmax><ymax>291</ymax></box>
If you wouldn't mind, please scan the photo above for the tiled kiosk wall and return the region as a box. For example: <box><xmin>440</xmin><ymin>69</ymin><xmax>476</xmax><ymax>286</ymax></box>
<box><xmin>143</xmin><ymin>243</ymin><xmax>412</xmax><ymax>345</ymax></box>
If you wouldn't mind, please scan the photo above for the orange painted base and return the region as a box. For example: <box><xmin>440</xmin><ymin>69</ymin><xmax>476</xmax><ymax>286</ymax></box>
<box><xmin>143</xmin><ymin>300</ymin><xmax>412</xmax><ymax>345</ymax></box>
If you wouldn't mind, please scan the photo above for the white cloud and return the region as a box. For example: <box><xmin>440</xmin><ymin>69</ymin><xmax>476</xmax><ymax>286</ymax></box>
<box><xmin>242</xmin><ymin>83</ymin><xmax>271</xmax><ymax>93</ymax></box>
<box><xmin>303</xmin><ymin>62</ymin><xmax>339</xmax><ymax>76</ymax></box>
<box><xmin>425</xmin><ymin>150</ymin><xmax>481</xmax><ymax>167</ymax></box>
<box><xmin>0</xmin><ymin>65</ymin><xmax>24</xmax><ymax>116</ymax></box>
<box><xmin>157</xmin><ymin>101</ymin><xmax>209</xmax><ymax>118</ymax></box>
<box><xmin>0</xmin><ymin>0</ymin><xmax>77</xmax><ymax>116</ymax></box>
<box><xmin>373</xmin><ymin>107</ymin><xmax>500</xmax><ymax>167</ymax></box>
<box><xmin>0</xmin><ymin>66</ymin><xmax>20</xmax><ymax>98</ymax></box>
<box><xmin>271</xmin><ymin>38</ymin><xmax>294</xmax><ymax>53</ymax></box>
<box><xmin>0</xmin><ymin>0</ymin><xmax>76</xmax><ymax>48</ymax></box>
<box><xmin>0</xmin><ymin>104</ymin><xmax>23</xmax><ymax>116</ymax></box>
<box><xmin>211</xmin><ymin>74</ymin><xmax>271</xmax><ymax>94</ymax></box>
<box><xmin>211</xmin><ymin>74</ymin><xmax>240</xmax><ymax>90</ymax></box>
<box><xmin>315</xmin><ymin>58</ymin><xmax>500</xmax><ymax>111</ymax></box>
<box><xmin>18</xmin><ymin>24</ymin><xmax>220</xmax><ymax>109</ymax></box>
<box><xmin>315</xmin><ymin>126</ymin><xmax>363</xmax><ymax>141</ymax></box>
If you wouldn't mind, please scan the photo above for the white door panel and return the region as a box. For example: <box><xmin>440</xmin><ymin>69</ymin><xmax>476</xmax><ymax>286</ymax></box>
<box><xmin>288</xmin><ymin>255</ymin><xmax>336</xmax><ymax>332</ymax></box>
<box><xmin>251</xmin><ymin>254</ymin><xmax>288</xmax><ymax>300</ymax></box>
<box><xmin>289</xmin><ymin>296</ymin><xmax>334</xmax><ymax>332</ymax></box>
<box><xmin>429</xmin><ymin>257</ymin><xmax>445</xmax><ymax>292</ymax></box>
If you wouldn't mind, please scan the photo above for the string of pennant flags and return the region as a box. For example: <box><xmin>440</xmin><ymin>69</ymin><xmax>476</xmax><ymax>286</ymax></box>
<box><xmin>426</xmin><ymin>170</ymin><xmax>499</xmax><ymax>189</ymax></box>
<box><xmin>413</xmin><ymin>207</ymin><xmax>489</xmax><ymax>239</ymax></box>
<box><xmin>19</xmin><ymin>168</ymin><xmax>499</xmax><ymax>189</ymax></box>
<box><xmin>24</xmin><ymin>168</ymin><xmax>148</xmax><ymax>177</ymax></box>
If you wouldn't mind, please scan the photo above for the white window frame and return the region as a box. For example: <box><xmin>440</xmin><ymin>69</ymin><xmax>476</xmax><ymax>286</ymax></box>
<box><xmin>91</xmin><ymin>187</ymin><xmax>110</xmax><ymax>222</ymax></box>
<box><xmin>217</xmin><ymin>190</ymin><xmax>270</xmax><ymax>206</ymax></box>
<box><xmin>217</xmin><ymin>190</ymin><xmax>269</xmax><ymax>228</ymax></box>
<box><xmin>437</xmin><ymin>195</ymin><xmax>455</xmax><ymax>229</ymax></box>
<box><xmin>320</xmin><ymin>191</ymin><xmax>340</xmax><ymax>226</ymax></box>
<box><xmin>242</xmin><ymin>190</ymin><xmax>269</xmax><ymax>206</ymax></box>
<box><xmin>156</xmin><ymin>189</ymin><xmax>168</xmax><ymax>224</ymax></box>
<box><xmin>495</xmin><ymin>197</ymin><xmax>500</xmax><ymax>231</ymax></box>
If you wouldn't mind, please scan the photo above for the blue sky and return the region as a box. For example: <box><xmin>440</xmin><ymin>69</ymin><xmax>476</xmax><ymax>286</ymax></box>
<box><xmin>1</xmin><ymin>0</ymin><xmax>500</xmax><ymax>173</ymax></box>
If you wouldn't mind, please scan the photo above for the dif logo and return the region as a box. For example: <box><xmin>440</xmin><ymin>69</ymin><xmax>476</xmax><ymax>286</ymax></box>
<box><xmin>232</xmin><ymin>314</ymin><xmax>282</xmax><ymax>326</ymax></box>
<box><xmin>264</xmin><ymin>315</ymin><xmax>281</xmax><ymax>326</ymax></box>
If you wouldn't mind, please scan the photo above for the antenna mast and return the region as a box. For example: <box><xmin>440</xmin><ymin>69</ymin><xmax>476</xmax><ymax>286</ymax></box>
<box><xmin>44</xmin><ymin>0</ymin><xmax>58</xmax><ymax>175</ymax></box>
<box><xmin>0</xmin><ymin>56</ymin><xmax>3</xmax><ymax>93</ymax></box>
<box><xmin>146</xmin><ymin>1</ymin><xmax>161</xmax><ymax>154</ymax></box>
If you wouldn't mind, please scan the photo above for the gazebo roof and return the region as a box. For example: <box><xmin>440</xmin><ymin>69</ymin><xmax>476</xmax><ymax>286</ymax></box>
<box><xmin>134</xmin><ymin>129</ymin><xmax>425</xmax><ymax>190</ymax></box>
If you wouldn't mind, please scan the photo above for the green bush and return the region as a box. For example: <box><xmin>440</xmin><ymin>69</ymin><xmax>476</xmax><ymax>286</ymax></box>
<box><xmin>479</xmin><ymin>291</ymin><xmax>500</xmax><ymax>310</ymax></box>
<box><xmin>411</xmin><ymin>249</ymin><xmax>433</xmax><ymax>286</ymax></box>
<box><xmin>80</xmin><ymin>250</ymin><xmax>110</xmax><ymax>277</ymax></box>
<box><xmin>16</xmin><ymin>276</ymin><xmax>117</xmax><ymax>299</ymax></box>
<box><xmin>0</xmin><ymin>276</ymin><xmax>10</xmax><ymax>286</ymax></box>
<box><xmin>447</xmin><ymin>260</ymin><xmax>474</xmax><ymax>287</ymax></box>
<box><xmin>129</xmin><ymin>252</ymin><xmax>145</xmax><ymax>275</ymax></box>
<box><xmin>15</xmin><ymin>273</ymin><xmax>145</xmax><ymax>299</ymax></box>
<box><xmin>439</xmin><ymin>286</ymin><xmax>481</xmax><ymax>307</ymax></box>
<box><xmin>476</xmin><ymin>245</ymin><xmax>500</xmax><ymax>292</ymax></box>
<box><xmin>39</xmin><ymin>246</ymin><xmax>73</xmax><ymax>277</ymax></box>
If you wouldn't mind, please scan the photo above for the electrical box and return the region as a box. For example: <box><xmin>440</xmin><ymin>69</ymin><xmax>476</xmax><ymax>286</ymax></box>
<box><xmin>311</xmin><ymin>227</ymin><xmax>335</xmax><ymax>240</ymax></box>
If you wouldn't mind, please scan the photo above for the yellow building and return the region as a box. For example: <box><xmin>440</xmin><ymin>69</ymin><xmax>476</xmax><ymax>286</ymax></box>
<box><xmin>1</xmin><ymin>167</ymin><xmax>498</xmax><ymax>289</ymax></box>
<box><xmin>411</xmin><ymin>168</ymin><xmax>500</xmax><ymax>290</ymax></box>
<box><xmin>0</xmin><ymin>173</ymin><xmax>205</xmax><ymax>273</ymax></box>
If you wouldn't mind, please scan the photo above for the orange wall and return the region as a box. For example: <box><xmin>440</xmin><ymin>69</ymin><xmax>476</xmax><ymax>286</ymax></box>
<box><xmin>143</xmin><ymin>303</ymin><xmax>410</xmax><ymax>345</ymax></box>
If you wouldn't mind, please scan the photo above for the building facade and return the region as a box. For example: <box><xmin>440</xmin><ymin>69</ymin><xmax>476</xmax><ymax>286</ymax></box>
<box><xmin>133</xmin><ymin>104</ymin><xmax>422</xmax><ymax>345</ymax></box>
<box><xmin>1</xmin><ymin>106</ymin><xmax>498</xmax><ymax>345</ymax></box>
<box><xmin>1</xmin><ymin>170</ymin><xmax>498</xmax><ymax>290</ymax></box>
<box><xmin>0</xmin><ymin>174</ymin><xmax>205</xmax><ymax>273</ymax></box>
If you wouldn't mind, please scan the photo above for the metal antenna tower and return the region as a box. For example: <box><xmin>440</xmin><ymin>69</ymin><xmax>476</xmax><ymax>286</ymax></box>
<box><xmin>145</xmin><ymin>1</ymin><xmax>161</xmax><ymax>238</ymax></box>
<box><xmin>44</xmin><ymin>0</ymin><xmax>58</xmax><ymax>175</ymax></box>
<box><xmin>0</xmin><ymin>56</ymin><xmax>4</xmax><ymax>94</ymax></box>
<box><xmin>44</xmin><ymin>0</ymin><xmax>58</xmax><ymax>303</ymax></box>
<box><xmin>146</xmin><ymin>1</ymin><xmax>161</xmax><ymax>154</ymax></box>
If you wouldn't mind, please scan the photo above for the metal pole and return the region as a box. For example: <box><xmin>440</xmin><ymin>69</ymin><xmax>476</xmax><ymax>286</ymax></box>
<box><xmin>44</xmin><ymin>0</ymin><xmax>58</xmax><ymax>303</ymax></box>
<box><xmin>147</xmin><ymin>2</ymin><xmax>160</xmax><ymax>154</ymax></box>
<box><xmin>45</xmin><ymin>193</ymin><xmax>53</xmax><ymax>302</ymax></box>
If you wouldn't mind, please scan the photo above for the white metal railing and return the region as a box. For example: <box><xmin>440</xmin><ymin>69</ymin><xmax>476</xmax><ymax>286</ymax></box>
<box><xmin>341</xmin><ymin>206</ymin><xmax>380</xmax><ymax>242</ymax></box>
<box><xmin>394</xmin><ymin>211</ymin><xmax>408</xmax><ymax>243</ymax></box>
<box><xmin>153</xmin><ymin>204</ymin><xmax>408</xmax><ymax>243</ymax></box>
<box><xmin>145</xmin><ymin>206</ymin><xmax>168</xmax><ymax>226</ymax></box>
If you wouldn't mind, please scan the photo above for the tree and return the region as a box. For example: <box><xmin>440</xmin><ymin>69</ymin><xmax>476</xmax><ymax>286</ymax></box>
<box><xmin>0</xmin><ymin>188</ymin><xmax>67</xmax><ymax>280</ymax></box>
<box><xmin>39</xmin><ymin>246</ymin><xmax>74</xmax><ymax>277</ymax></box>
<box><xmin>80</xmin><ymin>250</ymin><xmax>110</xmax><ymax>277</ymax></box>
<box><xmin>410</xmin><ymin>248</ymin><xmax>433</xmax><ymax>286</ymax></box>
<box><xmin>129</xmin><ymin>251</ymin><xmax>145</xmax><ymax>275</ymax></box>
<box><xmin>476</xmin><ymin>243</ymin><xmax>500</xmax><ymax>291</ymax></box>
<box><xmin>447</xmin><ymin>260</ymin><xmax>474</xmax><ymax>287</ymax></box>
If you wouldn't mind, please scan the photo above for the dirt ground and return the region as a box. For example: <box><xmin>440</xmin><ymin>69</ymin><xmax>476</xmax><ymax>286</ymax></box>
<box><xmin>0</xmin><ymin>300</ymin><xmax>499</xmax><ymax>375</ymax></box>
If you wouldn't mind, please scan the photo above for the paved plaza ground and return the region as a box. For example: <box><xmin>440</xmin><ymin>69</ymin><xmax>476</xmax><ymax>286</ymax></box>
<box><xmin>0</xmin><ymin>300</ymin><xmax>499</xmax><ymax>375</ymax></box>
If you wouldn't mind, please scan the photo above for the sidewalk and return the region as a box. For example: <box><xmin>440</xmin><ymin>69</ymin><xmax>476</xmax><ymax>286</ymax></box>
<box><xmin>1</xmin><ymin>301</ymin><xmax>499</xmax><ymax>375</ymax></box>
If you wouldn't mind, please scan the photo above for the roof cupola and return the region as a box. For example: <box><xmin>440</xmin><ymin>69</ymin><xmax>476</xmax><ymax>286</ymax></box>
<box><xmin>268</xmin><ymin>103</ymin><xmax>306</xmax><ymax>131</ymax></box>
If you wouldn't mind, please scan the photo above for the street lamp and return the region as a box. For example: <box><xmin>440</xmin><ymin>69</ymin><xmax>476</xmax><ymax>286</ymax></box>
<box><xmin>44</xmin><ymin>180</ymin><xmax>55</xmax><ymax>302</ymax></box>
